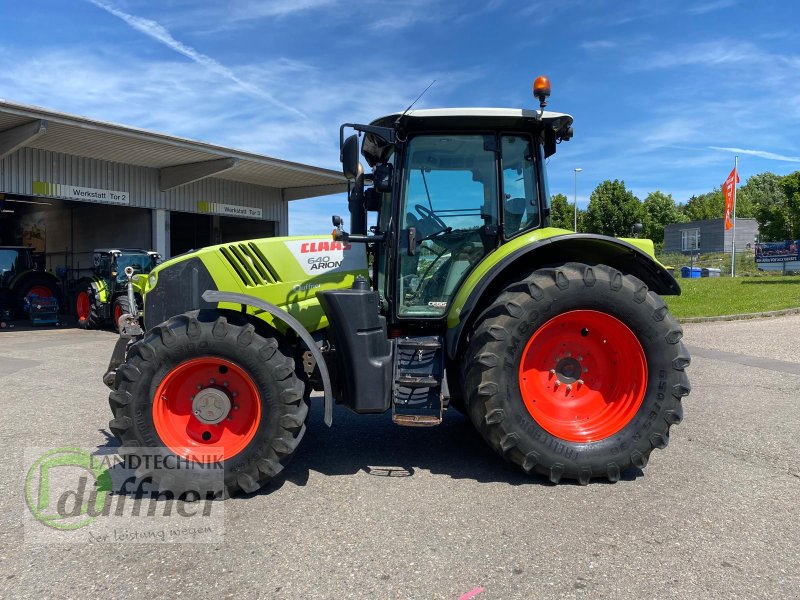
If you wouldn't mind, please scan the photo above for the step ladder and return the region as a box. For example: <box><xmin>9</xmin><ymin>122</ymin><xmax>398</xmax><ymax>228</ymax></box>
<box><xmin>392</xmin><ymin>336</ymin><xmax>445</xmax><ymax>426</ymax></box>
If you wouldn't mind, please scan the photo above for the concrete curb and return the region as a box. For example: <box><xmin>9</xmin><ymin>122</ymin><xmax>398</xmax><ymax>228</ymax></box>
<box><xmin>680</xmin><ymin>307</ymin><xmax>800</xmax><ymax>324</ymax></box>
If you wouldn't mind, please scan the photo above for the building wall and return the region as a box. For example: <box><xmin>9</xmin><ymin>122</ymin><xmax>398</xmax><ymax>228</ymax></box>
<box><xmin>724</xmin><ymin>219</ymin><xmax>759</xmax><ymax>253</ymax></box>
<box><xmin>664</xmin><ymin>218</ymin><xmax>759</xmax><ymax>254</ymax></box>
<box><xmin>0</xmin><ymin>147</ymin><xmax>288</xmax><ymax>235</ymax></box>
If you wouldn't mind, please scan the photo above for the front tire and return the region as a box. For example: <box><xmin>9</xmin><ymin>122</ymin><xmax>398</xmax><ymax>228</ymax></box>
<box><xmin>108</xmin><ymin>310</ymin><xmax>308</xmax><ymax>496</ymax></box>
<box><xmin>464</xmin><ymin>263</ymin><xmax>690</xmax><ymax>484</ymax></box>
<box><xmin>112</xmin><ymin>295</ymin><xmax>131</xmax><ymax>332</ymax></box>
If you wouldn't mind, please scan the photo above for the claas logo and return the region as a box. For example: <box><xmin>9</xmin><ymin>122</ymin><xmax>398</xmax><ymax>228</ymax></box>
<box><xmin>299</xmin><ymin>241</ymin><xmax>351</xmax><ymax>253</ymax></box>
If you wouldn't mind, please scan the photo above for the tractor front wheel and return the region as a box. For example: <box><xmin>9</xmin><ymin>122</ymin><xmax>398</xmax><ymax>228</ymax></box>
<box><xmin>108</xmin><ymin>310</ymin><xmax>308</xmax><ymax>496</ymax></box>
<box><xmin>112</xmin><ymin>295</ymin><xmax>131</xmax><ymax>332</ymax></box>
<box><xmin>464</xmin><ymin>263</ymin><xmax>690</xmax><ymax>484</ymax></box>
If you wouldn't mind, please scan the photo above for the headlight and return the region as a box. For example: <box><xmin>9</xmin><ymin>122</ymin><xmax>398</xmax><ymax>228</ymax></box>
<box><xmin>149</xmin><ymin>274</ymin><xmax>157</xmax><ymax>288</ymax></box>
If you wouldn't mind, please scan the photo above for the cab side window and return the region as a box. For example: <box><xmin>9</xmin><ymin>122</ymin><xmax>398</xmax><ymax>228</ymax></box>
<box><xmin>501</xmin><ymin>135</ymin><xmax>539</xmax><ymax>237</ymax></box>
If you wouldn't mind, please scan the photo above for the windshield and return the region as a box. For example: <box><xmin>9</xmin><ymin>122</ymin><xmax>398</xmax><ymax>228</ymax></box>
<box><xmin>0</xmin><ymin>249</ymin><xmax>31</xmax><ymax>286</ymax></box>
<box><xmin>114</xmin><ymin>253</ymin><xmax>158</xmax><ymax>281</ymax></box>
<box><xmin>398</xmin><ymin>134</ymin><xmax>498</xmax><ymax>317</ymax></box>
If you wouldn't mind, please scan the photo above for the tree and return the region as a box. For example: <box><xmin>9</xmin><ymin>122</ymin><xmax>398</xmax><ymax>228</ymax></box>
<box><xmin>741</xmin><ymin>172</ymin><xmax>791</xmax><ymax>241</ymax></box>
<box><xmin>682</xmin><ymin>190</ymin><xmax>723</xmax><ymax>221</ymax></box>
<box><xmin>682</xmin><ymin>183</ymin><xmax>757</xmax><ymax>223</ymax></box>
<box><xmin>549</xmin><ymin>193</ymin><xmax>574</xmax><ymax>230</ymax></box>
<box><xmin>583</xmin><ymin>180</ymin><xmax>644</xmax><ymax>237</ymax></box>
<box><xmin>778</xmin><ymin>171</ymin><xmax>800</xmax><ymax>240</ymax></box>
<box><xmin>642</xmin><ymin>191</ymin><xmax>687</xmax><ymax>245</ymax></box>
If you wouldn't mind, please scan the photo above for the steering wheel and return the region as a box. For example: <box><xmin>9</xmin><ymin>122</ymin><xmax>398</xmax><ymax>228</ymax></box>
<box><xmin>414</xmin><ymin>204</ymin><xmax>448</xmax><ymax>231</ymax></box>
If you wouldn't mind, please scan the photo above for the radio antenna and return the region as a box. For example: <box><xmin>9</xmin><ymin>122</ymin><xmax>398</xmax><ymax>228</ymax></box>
<box><xmin>398</xmin><ymin>80</ymin><xmax>436</xmax><ymax>122</ymax></box>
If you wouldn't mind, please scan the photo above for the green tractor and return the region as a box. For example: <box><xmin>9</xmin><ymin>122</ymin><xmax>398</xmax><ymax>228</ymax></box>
<box><xmin>105</xmin><ymin>78</ymin><xmax>690</xmax><ymax>496</ymax></box>
<box><xmin>0</xmin><ymin>246</ymin><xmax>61</xmax><ymax>318</ymax></box>
<box><xmin>75</xmin><ymin>248</ymin><xmax>160</xmax><ymax>331</ymax></box>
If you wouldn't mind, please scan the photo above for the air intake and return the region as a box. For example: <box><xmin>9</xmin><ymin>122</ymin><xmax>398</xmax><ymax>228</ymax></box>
<box><xmin>219</xmin><ymin>243</ymin><xmax>278</xmax><ymax>286</ymax></box>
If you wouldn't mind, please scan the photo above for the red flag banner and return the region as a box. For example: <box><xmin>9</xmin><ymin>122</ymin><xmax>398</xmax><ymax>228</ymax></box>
<box><xmin>722</xmin><ymin>166</ymin><xmax>740</xmax><ymax>231</ymax></box>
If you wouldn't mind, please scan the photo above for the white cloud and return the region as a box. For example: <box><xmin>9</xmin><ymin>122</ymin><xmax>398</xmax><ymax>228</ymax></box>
<box><xmin>85</xmin><ymin>0</ymin><xmax>306</xmax><ymax>118</ymax></box>
<box><xmin>687</xmin><ymin>0</ymin><xmax>737</xmax><ymax>15</ymax></box>
<box><xmin>709</xmin><ymin>146</ymin><xmax>800</xmax><ymax>163</ymax></box>
<box><xmin>580</xmin><ymin>39</ymin><xmax>620</xmax><ymax>51</ymax></box>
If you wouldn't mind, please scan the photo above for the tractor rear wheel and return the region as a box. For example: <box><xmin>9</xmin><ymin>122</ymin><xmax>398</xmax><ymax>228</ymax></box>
<box><xmin>75</xmin><ymin>281</ymin><xmax>103</xmax><ymax>329</ymax></box>
<box><xmin>14</xmin><ymin>276</ymin><xmax>60</xmax><ymax>318</ymax></box>
<box><xmin>464</xmin><ymin>262</ymin><xmax>690</xmax><ymax>484</ymax></box>
<box><xmin>108</xmin><ymin>310</ymin><xmax>308</xmax><ymax>496</ymax></box>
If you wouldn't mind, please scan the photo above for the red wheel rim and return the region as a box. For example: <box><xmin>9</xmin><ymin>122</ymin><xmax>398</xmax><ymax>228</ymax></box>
<box><xmin>27</xmin><ymin>285</ymin><xmax>53</xmax><ymax>299</ymax></box>
<box><xmin>113</xmin><ymin>303</ymin><xmax>123</xmax><ymax>325</ymax></box>
<box><xmin>153</xmin><ymin>357</ymin><xmax>262</xmax><ymax>462</ymax></box>
<box><xmin>518</xmin><ymin>310</ymin><xmax>647</xmax><ymax>443</ymax></box>
<box><xmin>76</xmin><ymin>291</ymin><xmax>90</xmax><ymax>321</ymax></box>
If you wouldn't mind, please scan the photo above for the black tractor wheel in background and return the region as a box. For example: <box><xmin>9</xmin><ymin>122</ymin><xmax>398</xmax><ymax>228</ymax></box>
<box><xmin>464</xmin><ymin>262</ymin><xmax>690</xmax><ymax>485</ymax></box>
<box><xmin>112</xmin><ymin>295</ymin><xmax>132</xmax><ymax>332</ymax></box>
<box><xmin>14</xmin><ymin>275</ymin><xmax>60</xmax><ymax>318</ymax></box>
<box><xmin>109</xmin><ymin>310</ymin><xmax>308</xmax><ymax>497</ymax></box>
<box><xmin>75</xmin><ymin>281</ymin><xmax>103</xmax><ymax>329</ymax></box>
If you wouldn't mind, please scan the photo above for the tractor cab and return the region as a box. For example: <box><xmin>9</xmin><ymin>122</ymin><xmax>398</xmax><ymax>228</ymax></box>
<box><xmin>336</xmin><ymin>104</ymin><xmax>573</xmax><ymax>325</ymax></box>
<box><xmin>93</xmin><ymin>249</ymin><xmax>160</xmax><ymax>288</ymax></box>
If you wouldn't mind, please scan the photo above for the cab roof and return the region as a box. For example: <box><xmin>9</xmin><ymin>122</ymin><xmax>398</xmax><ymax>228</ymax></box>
<box><xmin>362</xmin><ymin>108</ymin><xmax>573</xmax><ymax>166</ymax></box>
<box><xmin>370</xmin><ymin>107</ymin><xmax>573</xmax><ymax>131</ymax></box>
<box><xmin>94</xmin><ymin>248</ymin><xmax>157</xmax><ymax>255</ymax></box>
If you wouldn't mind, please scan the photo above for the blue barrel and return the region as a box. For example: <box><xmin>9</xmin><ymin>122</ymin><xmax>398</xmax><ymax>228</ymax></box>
<box><xmin>680</xmin><ymin>266</ymin><xmax>702</xmax><ymax>278</ymax></box>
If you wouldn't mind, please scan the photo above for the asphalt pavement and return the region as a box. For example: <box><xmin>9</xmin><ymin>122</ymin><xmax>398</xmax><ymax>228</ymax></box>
<box><xmin>0</xmin><ymin>316</ymin><xmax>798</xmax><ymax>600</ymax></box>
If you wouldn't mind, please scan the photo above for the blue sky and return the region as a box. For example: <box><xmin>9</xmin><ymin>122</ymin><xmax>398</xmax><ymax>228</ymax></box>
<box><xmin>2</xmin><ymin>0</ymin><xmax>799</xmax><ymax>234</ymax></box>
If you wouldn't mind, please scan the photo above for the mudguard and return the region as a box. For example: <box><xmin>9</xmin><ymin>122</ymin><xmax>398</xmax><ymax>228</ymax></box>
<box><xmin>445</xmin><ymin>233</ymin><xmax>680</xmax><ymax>360</ymax></box>
<box><xmin>202</xmin><ymin>290</ymin><xmax>334</xmax><ymax>426</ymax></box>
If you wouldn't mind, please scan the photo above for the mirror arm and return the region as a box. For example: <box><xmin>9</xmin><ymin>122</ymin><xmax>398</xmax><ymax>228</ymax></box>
<box><xmin>340</xmin><ymin>123</ymin><xmax>396</xmax><ymax>150</ymax></box>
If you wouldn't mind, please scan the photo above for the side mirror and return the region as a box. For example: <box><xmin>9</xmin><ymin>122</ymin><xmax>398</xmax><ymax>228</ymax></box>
<box><xmin>341</xmin><ymin>134</ymin><xmax>361</xmax><ymax>180</ymax></box>
<box><xmin>632</xmin><ymin>222</ymin><xmax>643</xmax><ymax>237</ymax></box>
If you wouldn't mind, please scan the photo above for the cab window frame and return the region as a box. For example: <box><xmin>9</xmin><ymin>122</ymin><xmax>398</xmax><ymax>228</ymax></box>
<box><xmin>499</xmin><ymin>132</ymin><xmax>543</xmax><ymax>242</ymax></box>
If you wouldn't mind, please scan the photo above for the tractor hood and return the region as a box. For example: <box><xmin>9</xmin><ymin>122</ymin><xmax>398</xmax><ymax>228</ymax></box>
<box><xmin>142</xmin><ymin>236</ymin><xmax>368</xmax><ymax>332</ymax></box>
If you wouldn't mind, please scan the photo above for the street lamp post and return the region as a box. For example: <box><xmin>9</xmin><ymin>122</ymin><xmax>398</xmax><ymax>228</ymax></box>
<box><xmin>573</xmin><ymin>168</ymin><xmax>582</xmax><ymax>232</ymax></box>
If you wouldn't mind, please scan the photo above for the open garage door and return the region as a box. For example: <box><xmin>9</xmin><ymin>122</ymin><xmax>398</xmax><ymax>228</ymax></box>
<box><xmin>219</xmin><ymin>216</ymin><xmax>275</xmax><ymax>243</ymax></box>
<box><xmin>0</xmin><ymin>194</ymin><xmax>152</xmax><ymax>277</ymax></box>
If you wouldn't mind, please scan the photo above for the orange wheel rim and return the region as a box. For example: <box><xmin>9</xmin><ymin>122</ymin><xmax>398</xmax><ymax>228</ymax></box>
<box><xmin>28</xmin><ymin>285</ymin><xmax>52</xmax><ymax>298</ymax></box>
<box><xmin>113</xmin><ymin>303</ymin><xmax>123</xmax><ymax>324</ymax></box>
<box><xmin>518</xmin><ymin>310</ymin><xmax>647</xmax><ymax>442</ymax></box>
<box><xmin>153</xmin><ymin>357</ymin><xmax>262</xmax><ymax>462</ymax></box>
<box><xmin>76</xmin><ymin>291</ymin><xmax>90</xmax><ymax>321</ymax></box>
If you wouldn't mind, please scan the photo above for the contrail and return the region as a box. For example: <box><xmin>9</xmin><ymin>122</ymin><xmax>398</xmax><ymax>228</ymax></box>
<box><xmin>87</xmin><ymin>0</ymin><xmax>307</xmax><ymax>119</ymax></box>
<box><xmin>710</xmin><ymin>146</ymin><xmax>800</xmax><ymax>163</ymax></box>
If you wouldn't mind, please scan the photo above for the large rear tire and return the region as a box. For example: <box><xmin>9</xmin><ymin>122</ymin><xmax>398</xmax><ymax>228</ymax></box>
<box><xmin>108</xmin><ymin>310</ymin><xmax>308</xmax><ymax>496</ymax></box>
<box><xmin>14</xmin><ymin>275</ymin><xmax>60</xmax><ymax>319</ymax></box>
<box><xmin>75</xmin><ymin>281</ymin><xmax>103</xmax><ymax>330</ymax></box>
<box><xmin>464</xmin><ymin>263</ymin><xmax>690</xmax><ymax>484</ymax></box>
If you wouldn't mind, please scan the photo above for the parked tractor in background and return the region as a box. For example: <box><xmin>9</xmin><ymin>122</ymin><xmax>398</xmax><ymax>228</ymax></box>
<box><xmin>104</xmin><ymin>77</ymin><xmax>690</xmax><ymax>497</ymax></box>
<box><xmin>75</xmin><ymin>248</ymin><xmax>160</xmax><ymax>331</ymax></box>
<box><xmin>0</xmin><ymin>246</ymin><xmax>61</xmax><ymax>319</ymax></box>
